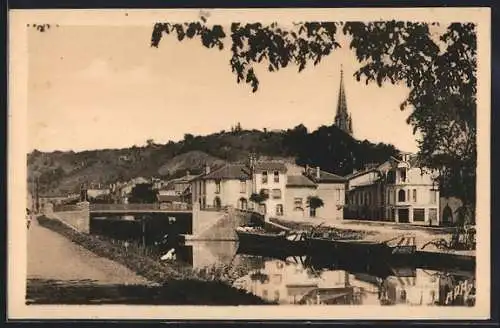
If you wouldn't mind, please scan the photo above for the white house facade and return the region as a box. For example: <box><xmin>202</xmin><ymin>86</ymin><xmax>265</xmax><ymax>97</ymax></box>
<box><xmin>191</xmin><ymin>159</ymin><xmax>346</xmax><ymax>221</ymax></box>
<box><xmin>344</xmin><ymin>153</ymin><xmax>441</xmax><ymax>225</ymax></box>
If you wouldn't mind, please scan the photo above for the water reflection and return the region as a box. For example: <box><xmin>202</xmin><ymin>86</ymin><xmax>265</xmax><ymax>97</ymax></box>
<box><xmin>99</xmin><ymin>232</ymin><xmax>476</xmax><ymax>307</ymax></box>
<box><xmin>169</xmin><ymin>242</ymin><xmax>475</xmax><ymax>307</ymax></box>
<box><xmin>231</xmin><ymin>255</ymin><xmax>475</xmax><ymax>306</ymax></box>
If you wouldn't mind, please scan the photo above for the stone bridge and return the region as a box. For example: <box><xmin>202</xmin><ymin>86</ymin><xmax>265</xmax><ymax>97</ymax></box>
<box><xmin>45</xmin><ymin>202</ymin><xmax>257</xmax><ymax>240</ymax></box>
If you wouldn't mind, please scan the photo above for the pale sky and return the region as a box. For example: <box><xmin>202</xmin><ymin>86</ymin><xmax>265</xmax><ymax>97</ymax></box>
<box><xmin>28</xmin><ymin>24</ymin><xmax>419</xmax><ymax>153</ymax></box>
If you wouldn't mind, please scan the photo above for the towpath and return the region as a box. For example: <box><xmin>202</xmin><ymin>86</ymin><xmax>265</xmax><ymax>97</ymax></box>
<box><xmin>27</xmin><ymin>218</ymin><xmax>152</xmax><ymax>285</ymax></box>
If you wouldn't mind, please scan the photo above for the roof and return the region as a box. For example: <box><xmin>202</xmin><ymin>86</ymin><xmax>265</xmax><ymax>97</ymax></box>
<box><xmin>286</xmin><ymin>175</ymin><xmax>317</xmax><ymax>188</ymax></box>
<box><xmin>305</xmin><ymin>168</ymin><xmax>346</xmax><ymax>183</ymax></box>
<box><xmin>350</xmin><ymin>182</ymin><xmax>379</xmax><ymax>189</ymax></box>
<box><xmin>344</xmin><ymin>167</ymin><xmax>380</xmax><ymax>180</ymax></box>
<box><xmin>157</xmin><ymin>194</ymin><xmax>182</xmax><ymax>202</ymax></box>
<box><xmin>201</xmin><ymin>164</ymin><xmax>251</xmax><ymax>180</ymax></box>
<box><xmin>170</xmin><ymin>174</ymin><xmax>200</xmax><ymax>184</ymax></box>
<box><xmin>253</xmin><ymin>161</ymin><xmax>288</xmax><ymax>173</ymax></box>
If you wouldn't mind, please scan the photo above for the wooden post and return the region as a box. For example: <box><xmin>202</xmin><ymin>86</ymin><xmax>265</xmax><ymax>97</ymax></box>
<box><xmin>141</xmin><ymin>217</ymin><xmax>146</xmax><ymax>248</ymax></box>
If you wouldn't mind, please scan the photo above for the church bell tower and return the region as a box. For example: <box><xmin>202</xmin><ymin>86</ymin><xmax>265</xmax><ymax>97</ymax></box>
<box><xmin>334</xmin><ymin>65</ymin><xmax>353</xmax><ymax>136</ymax></box>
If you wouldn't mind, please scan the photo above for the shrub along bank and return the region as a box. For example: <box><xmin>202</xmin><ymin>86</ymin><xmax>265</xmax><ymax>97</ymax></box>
<box><xmin>34</xmin><ymin>216</ymin><xmax>270</xmax><ymax>305</ymax></box>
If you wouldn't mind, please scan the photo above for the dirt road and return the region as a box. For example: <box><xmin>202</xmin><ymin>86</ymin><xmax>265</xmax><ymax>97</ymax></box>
<box><xmin>27</xmin><ymin>218</ymin><xmax>151</xmax><ymax>285</ymax></box>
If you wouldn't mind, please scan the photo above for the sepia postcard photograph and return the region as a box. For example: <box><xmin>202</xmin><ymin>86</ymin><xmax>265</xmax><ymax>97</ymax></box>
<box><xmin>7</xmin><ymin>7</ymin><xmax>491</xmax><ymax>321</ymax></box>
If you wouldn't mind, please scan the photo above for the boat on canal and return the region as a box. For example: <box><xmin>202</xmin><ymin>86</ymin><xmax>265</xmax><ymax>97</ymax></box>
<box><xmin>306</xmin><ymin>232</ymin><xmax>417</xmax><ymax>260</ymax></box>
<box><xmin>235</xmin><ymin>225</ymin><xmax>308</xmax><ymax>254</ymax></box>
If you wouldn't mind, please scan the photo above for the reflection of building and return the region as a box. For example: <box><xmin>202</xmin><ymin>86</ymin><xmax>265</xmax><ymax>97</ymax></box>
<box><xmin>345</xmin><ymin>153</ymin><xmax>441</xmax><ymax>225</ymax></box>
<box><xmin>233</xmin><ymin>258</ymin><xmax>377</xmax><ymax>305</ymax></box>
<box><xmin>381</xmin><ymin>269</ymin><xmax>440</xmax><ymax>306</ymax></box>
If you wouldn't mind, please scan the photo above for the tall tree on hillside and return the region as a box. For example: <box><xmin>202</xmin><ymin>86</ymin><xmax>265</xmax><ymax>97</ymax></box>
<box><xmin>129</xmin><ymin>183</ymin><xmax>158</xmax><ymax>204</ymax></box>
<box><xmin>151</xmin><ymin>20</ymin><xmax>477</xmax><ymax>223</ymax></box>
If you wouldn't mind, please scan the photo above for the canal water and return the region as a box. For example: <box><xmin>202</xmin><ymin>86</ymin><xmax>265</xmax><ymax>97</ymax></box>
<box><xmin>89</xmin><ymin>216</ymin><xmax>476</xmax><ymax>307</ymax></box>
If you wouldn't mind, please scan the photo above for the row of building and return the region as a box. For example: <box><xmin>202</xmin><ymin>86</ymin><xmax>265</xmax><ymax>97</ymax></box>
<box><xmin>36</xmin><ymin>151</ymin><xmax>458</xmax><ymax>226</ymax></box>
<box><xmin>188</xmin><ymin>152</ymin><xmax>450</xmax><ymax>226</ymax></box>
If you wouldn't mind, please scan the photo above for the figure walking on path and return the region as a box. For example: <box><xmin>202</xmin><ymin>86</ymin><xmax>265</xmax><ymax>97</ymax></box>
<box><xmin>26</xmin><ymin>208</ymin><xmax>32</xmax><ymax>229</ymax></box>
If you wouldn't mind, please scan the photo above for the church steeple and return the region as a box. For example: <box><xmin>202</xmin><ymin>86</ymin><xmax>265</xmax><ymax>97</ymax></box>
<box><xmin>334</xmin><ymin>65</ymin><xmax>353</xmax><ymax>135</ymax></box>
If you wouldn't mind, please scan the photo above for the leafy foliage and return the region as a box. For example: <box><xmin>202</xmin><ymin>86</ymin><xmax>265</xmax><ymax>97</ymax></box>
<box><xmin>307</xmin><ymin>196</ymin><xmax>325</xmax><ymax>210</ymax></box>
<box><xmin>283</xmin><ymin>124</ymin><xmax>398</xmax><ymax>176</ymax></box>
<box><xmin>249</xmin><ymin>189</ymin><xmax>269</xmax><ymax>204</ymax></box>
<box><xmin>151</xmin><ymin>20</ymin><xmax>341</xmax><ymax>92</ymax></box>
<box><xmin>151</xmin><ymin>20</ymin><xmax>477</xmax><ymax>222</ymax></box>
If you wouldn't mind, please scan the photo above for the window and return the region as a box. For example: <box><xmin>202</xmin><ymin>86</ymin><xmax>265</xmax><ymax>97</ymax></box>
<box><xmin>294</xmin><ymin>197</ymin><xmax>303</xmax><ymax>206</ymax></box>
<box><xmin>274</xmin><ymin>171</ymin><xmax>280</xmax><ymax>183</ymax></box>
<box><xmin>239</xmin><ymin>198</ymin><xmax>248</xmax><ymax>210</ymax></box>
<box><xmin>366</xmin><ymin>193</ymin><xmax>370</xmax><ymax>205</ymax></box>
<box><xmin>413</xmin><ymin>208</ymin><xmax>425</xmax><ymax>221</ymax></box>
<box><xmin>400</xmin><ymin>169</ymin><xmax>407</xmax><ymax>182</ymax></box>
<box><xmin>272</xmin><ymin>189</ymin><xmax>282</xmax><ymax>199</ymax></box>
<box><xmin>430</xmin><ymin>190</ymin><xmax>437</xmax><ymax>204</ymax></box>
<box><xmin>413</xmin><ymin>189</ymin><xmax>417</xmax><ymax>202</ymax></box>
<box><xmin>214</xmin><ymin>197</ymin><xmax>221</xmax><ymax>209</ymax></box>
<box><xmin>215</xmin><ymin>181</ymin><xmax>221</xmax><ymax>194</ymax></box>
<box><xmin>261</xmin><ymin>189</ymin><xmax>269</xmax><ymax>197</ymax></box>
<box><xmin>398</xmin><ymin>189</ymin><xmax>406</xmax><ymax>202</ymax></box>
<box><xmin>387</xmin><ymin>171</ymin><xmax>396</xmax><ymax>184</ymax></box>
<box><xmin>262</xmin><ymin>171</ymin><xmax>268</xmax><ymax>184</ymax></box>
<box><xmin>276</xmin><ymin>204</ymin><xmax>284</xmax><ymax>216</ymax></box>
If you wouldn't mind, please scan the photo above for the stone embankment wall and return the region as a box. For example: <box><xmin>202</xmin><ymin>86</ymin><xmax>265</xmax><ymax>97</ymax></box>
<box><xmin>43</xmin><ymin>202</ymin><xmax>90</xmax><ymax>234</ymax></box>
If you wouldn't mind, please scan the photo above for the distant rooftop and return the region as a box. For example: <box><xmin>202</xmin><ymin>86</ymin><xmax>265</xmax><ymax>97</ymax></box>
<box><xmin>201</xmin><ymin>163</ymin><xmax>251</xmax><ymax>180</ymax></box>
<box><xmin>305</xmin><ymin>167</ymin><xmax>346</xmax><ymax>183</ymax></box>
<box><xmin>253</xmin><ymin>161</ymin><xmax>288</xmax><ymax>173</ymax></box>
<box><xmin>286</xmin><ymin>175</ymin><xmax>317</xmax><ymax>188</ymax></box>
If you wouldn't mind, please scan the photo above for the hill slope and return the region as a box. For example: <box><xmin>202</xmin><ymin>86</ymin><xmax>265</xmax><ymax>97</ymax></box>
<box><xmin>27</xmin><ymin>124</ymin><xmax>399</xmax><ymax>195</ymax></box>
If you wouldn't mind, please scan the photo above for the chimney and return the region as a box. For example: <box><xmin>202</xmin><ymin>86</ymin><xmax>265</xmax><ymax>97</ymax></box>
<box><xmin>205</xmin><ymin>164</ymin><xmax>210</xmax><ymax>175</ymax></box>
<box><xmin>316</xmin><ymin>166</ymin><xmax>321</xmax><ymax>179</ymax></box>
<box><xmin>186</xmin><ymin>170</ymin><xmax>190</xmax><ymax>177</ymax></box>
